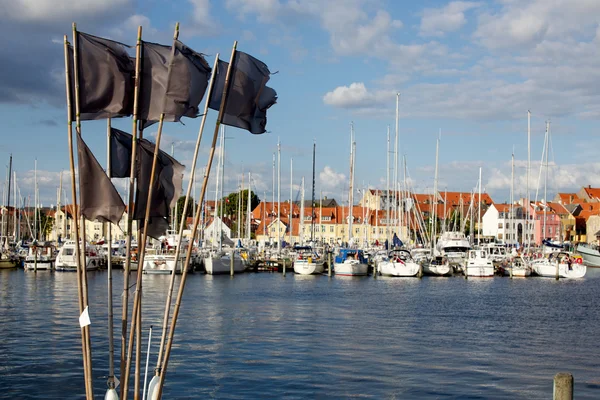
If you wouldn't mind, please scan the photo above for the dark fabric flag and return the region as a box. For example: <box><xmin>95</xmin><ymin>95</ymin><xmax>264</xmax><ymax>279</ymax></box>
<box><xmin>109</xmin><ymin>127</ymin><xmax>133</xmax><ymax>178</ymax></box>
<box><xmin>76</xmin><ymin>132</ymin><xmax>126</xmax><ymax>224</ymax></box>
<box><xmin>109</xmin><ymin>128</ymin><xmax>185</xmax><ymax>239</ymax></box>
<box><xmin>208</xmin><ymin>52</ymin><xmax>277</xmax><ymax>134</ymax></box>
<box><xmin>139</xmin><ymin>40</ymin><xmax>211</xmax><ymax>124</ymax></box>
<box><xmin>71</xmin><ymin>32</ymin><xmax>134</xmax><ymax>120</ymax></box>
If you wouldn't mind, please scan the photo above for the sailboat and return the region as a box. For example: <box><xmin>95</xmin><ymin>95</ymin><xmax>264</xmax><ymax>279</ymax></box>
<box><xmin>0</xmin><ymin>155</ymin><xmax>16</xmax><ymax>269</ymax></box>
<box><xmin>203</xmin><ymin>126</ymin><xmax>245</xmax><ymax>275</ymax></box>
<box><xmin>333</xmin><ymin>122</ymin><xmax>368</xmax><ymax>276</ymax></box>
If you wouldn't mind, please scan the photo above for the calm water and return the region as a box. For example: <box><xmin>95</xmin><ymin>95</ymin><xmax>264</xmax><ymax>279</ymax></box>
<box><xmin>1</xmin><ymin>268</ymin><xmax>600</xmax><ymax>399</ymax></box>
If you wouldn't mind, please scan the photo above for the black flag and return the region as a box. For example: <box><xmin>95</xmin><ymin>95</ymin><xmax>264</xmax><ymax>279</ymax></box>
<box><xmin>76</xmin><ymin>132</ymin><xmax>126</xmax><ymax>224</ymax></box>
<box><xmin>109</xmin><ymin>128</ymin><xmax>184</xmax><ymax>239</ymax></box>
<box><xmin>209</xmin><ymin>52</ymin><xmax>277</xmax><ymax>134</ymax></box>
<box><xmin>139</xmin><ymin>40</ymin><xmax>211</xmax><ymax>124</ymax></box>
<box><xmin>71</xmin><ymin>32</ymin><xmax>134</xmax><ymax>120</ymax></box>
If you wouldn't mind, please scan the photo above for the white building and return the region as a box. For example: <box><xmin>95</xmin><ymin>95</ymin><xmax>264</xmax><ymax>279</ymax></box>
<box><xmin>203</xmin><ymin>216</ymin><xmax>233</xmax><ymax>247</ymax></box>
<box><xmin>481</xmin><ymin>203</ymin><xmax>532</xmax><ymax>245</ymax></box>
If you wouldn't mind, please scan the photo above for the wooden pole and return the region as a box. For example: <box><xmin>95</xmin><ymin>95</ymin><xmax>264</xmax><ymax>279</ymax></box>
<box><xmin>155</xmin><ymin>41</ymin><xmax>238</xmax><ymax>400</ymax></box>
<box><xmin>64</xmin><ymin>34</ymin><xmax>91</xmax><ymax>400</ymax></box>
<box><xmin>553</xmin><ymin>373</ymin><xmax>573</xmax><ymax>400</ymax></box>
<box><xmin>134</xmin><ymin>291</ymin><xmax>142</xmax><ymax>400</ymax></box>
<box><xmin>123</xmin><ymin>23</ymin><xmax>180</xmax><ymax>400</ymax></box>
<box><xmin>120</xmin><ymin>24</ymin><xmax>143</xmax><ymax>400</ymax></box>
<box><xmin>230</xmin><ymin>250</ymin><xmax>234</xmax><ymax>276</ymax></box>
<box><xmin>555</xmin><ymin>258</ymin><xmax>560</xmax><ymax>281</ymax></box>
<box><xmin>106</xmin><ymin>118</ymin><xmax>117</xmax><ymax>393</ymax></box>
<box><xmin>328</xmin><ymin>252</ymin><xmax>332</xmax><ymax>277</ymax></box>
<box><xmin>71</xmin><ymin>24</ymin><xmax>94</xmax><ymax>400</ymax></box>
<box><xmin>282</xmin><ymin>258</ymin><xmax>286</xmax><ymax>276</ymax></box>
<box><xmin>152</xmin><ymin>52</ymin><xmax>220</xmax><ymax>381</ymax></box>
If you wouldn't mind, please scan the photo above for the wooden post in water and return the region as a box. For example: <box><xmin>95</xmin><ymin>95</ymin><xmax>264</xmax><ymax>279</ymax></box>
<box><xmin>553</xmin><ymin>373</ymin><xmax>573</xmax><ymax>400</ymax></box>
<box><xmin>417</xmin><ymin>261</ymin><xmax>423</xmax><ymax>279</ymax></box>
<box><xmin>230</xmin><ymin>250</ymin><xmax>234</xmax><ymax>276</ymax></box>
<box><xmin>328</xmin><ymin>252</ymin><xmax>332</xmax><ymax>277</ymax></box>
<box><xmin>34</xmin><ymin>246</ymin><xmax>37</xmax><ymax>272</ymax></box>
<box><xmin>282</xmin><ymin>258</ymin><xmax>286</xmax><ymax>276</ymax></box>
<box><xmin>555</xmin><ymin>258</ymin><xmax>560</xmax><ymax>280</ymax></box>
<box><xmin>509</xmin><ymin>260</ymin><xmax>513</xmax><ymax>279</ymax></box>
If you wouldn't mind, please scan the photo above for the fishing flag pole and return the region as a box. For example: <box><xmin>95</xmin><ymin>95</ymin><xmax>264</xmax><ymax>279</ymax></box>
<box><xmin>63</xmin><ymin>32</ymin><xmax>92</xmax><ymax>400</ymax></box>
<box><xmin>151</xmin><ymin>52</ymin><xmax>220</xmax><ymax>384</ymax></box>
<box><xmin>154</xmin><ymin>41</ymin><xmax>238</xmax><ymax>400</ymax></box>
<box><xmin>71</xmin><ymin>23</ymin><xmax>94</xmax><ymax>400</ymax></box>
<box><xmin>122</xmin><ymin>23</ymin><xmax>180</xmax><ymax>400</ymax></box>
<box><xmin>120</xmin><ymin>24</ymin><xmax>143</xmax><ymax>400</ymax></box>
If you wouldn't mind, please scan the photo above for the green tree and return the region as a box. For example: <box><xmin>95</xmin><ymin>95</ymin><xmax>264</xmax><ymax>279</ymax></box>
<box><xmin>38</xmin><ymin>212</ymin><xmax>54</xmax><ymax>241</ymax></box>
<box><xmin>222</xmin><ymin>190</ymin><xmax>260</xmax><ymax>234</ymax></box>
<box><xmin>175</xmin><ymin>196</ymin><xmax>196</xmax><ymax>229</ymax></box>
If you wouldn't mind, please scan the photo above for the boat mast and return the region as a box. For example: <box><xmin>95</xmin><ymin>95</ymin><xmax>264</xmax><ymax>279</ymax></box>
<box><xmin>6</xmin><ymin>154</ymin><xmax>11</xmax><ymax>242</ymax></box>
<box><xmin>311</xmin><ymin>141</ymin><xmax>316</xmax><ymax>242</ymax></box>
<box><xmin>386</xmin><ymin>126</ymin><xmax>390</xmax><ymax>246</ymax></box>
<box><xmin>432</xmin><ymin>134</ymin><xmax>440</xmax><ymax>250</ymax></box>
<box><xmin>13</xmin><ymin>170</ymin><xmax>18</xmax><ymax>241</ymax></box>
<box><xmin>319</xmin><ymin>189</ymin><xmax>322</xmax><ymax>244</ymax></box>
<box><xmin>272</xmin><ymin>152</ymin><xmax>275</xmax><ymax>242</ymax></box>
<box><xmin>289</xmin><ymin>158</ymin><xmax>293</xmax><ymax>247</ymax></box>
<box><xmin>526</xmin><ymin>110</ymin><xmax>531</xmax><ymax>251</ymax></box>
<box><xmin>348</xmin><ymin>122</ymin><xmax>355</xmax><ymax>244</ymax></box>
<box><xmin>394</xmin><ymin>93</ymin><xmax>399</xmax><ymax>245</ymax></box>
<box><xmin>478</xmin><ymin>167</ymin><xmax>482</xmax><ymax>247</ymax></box>
<box><xmin>237</xmin><ymin>172</ymin><xmax>242</xmax><ymax>239</ymax></box>
<box><xmin>543</xmin><ymin>121</ymin><xmax>549</xmax><ymax>242</ymax></box>
<box><xmin>212</xmin><ymin>127</ymin><xmax>222</xmax><ymax>250</ymax></box>
<box><xmin>246</xmin><ymin>172</ymin><xmax>251</xmax><ymax>241</ymax></box>
<box><xmin>300</xmin><ymin>177</ymin><xmax>305</xmax><ymax>245</ymax></box>
<box><xmin>277</xmin><ymin>139</ymin><xmax>281</xmax><ymax>256</ymax></box>
<box><xmin>511</xmin><ymin>149</ymin><xmax>514</xmax><ymax>245</ymax></box>
<box><xmin>34</xmin><ymin>159</ymin><xmax>37</xmax><ymax>241</ymax></box>
<box><xmin>403</xmin><ymin>156</ymin><xmax>407</xmax><ymax>243</ymax></box>
<box><xmin>219</xmin><ymin>126</ymin><xmax>225</xmax><ymax>251</ymax></box>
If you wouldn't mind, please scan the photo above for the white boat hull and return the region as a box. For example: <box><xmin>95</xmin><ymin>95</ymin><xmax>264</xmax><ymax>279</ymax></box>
<box><xmin>532</xmin><ymin>262</ymin><xmax>586</xmax><ymax>278</ymax></box>
<box><xmin>333</xmin><ymin>261</ymin><xmax>367</xmax><ymax>276</ymax></box>
<box><xmin>378</xmin><ymin>261</ymin><xmax>420</xmax><ymax>277</ymax></box>
<box><xmin>24</xmin><ymin>260</ymin><xmax>53</xmax><ymax>270</ymax></box>
<box><xmin>294</xmin><ymin>260</ymin><xmax>325</xmax><ymax>275</ymax></box>
<box><xmin>143</xmin><ymin>255</ymin><xmax>186</xmax><ymax>274</ymax></box>
<box><xmin>55</xmin><ymin>257</ymin><xmax>100</xmax><ymax>271</ymax></box>
<box><xmin>576</xmin><ymin>245</ymin><xmax>600</xmax><ymax>267</ymax></box>
<box><xmin>423</xmin><ymin>263</ymin><xmax>451</xmax><ymax>276</ymax></box>
<box><xmin>466</xmin><ymin>264</ymin><xmax>494</xmax><ymax>277</ymax></box>
<box><xmin>204</xmin><ymin>254</ymin><xmax>245</xmax><ymax>275</ymax></box>
<box><xmin>503</xmin><ymin>266</ymin><xmax>531</xmax><ymax>277</ymax></box>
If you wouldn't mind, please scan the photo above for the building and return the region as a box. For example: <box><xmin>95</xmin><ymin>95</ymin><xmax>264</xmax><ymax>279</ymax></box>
<box><xmin>482</xmin><ymin>203</ymin><xmax>532</xmax><ymax>245</ymax></box>
<box><xmin>203</xmin><ymin>216</ymin><xmax>233</xmax><ymax>247</ymax></box>
<box><xmin>530</xmin><ymin>202</ymin><xmax>561</xmax><ymax>245</ymax></box>
<box><xmin>576</xmin><ymin>186</ymin><xmax>600</xmax><ymax>203</ymax></box>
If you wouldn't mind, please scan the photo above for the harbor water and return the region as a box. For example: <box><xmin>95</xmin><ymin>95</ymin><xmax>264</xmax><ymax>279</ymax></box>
<box><xmin>1</xmin><ymin>268</ymin><xmax>599</xmax><ymax>399</ymax></box>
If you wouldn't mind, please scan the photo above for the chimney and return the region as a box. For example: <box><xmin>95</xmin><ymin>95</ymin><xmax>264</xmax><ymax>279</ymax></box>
<box><xmin>589</xmin><ymin>185</ymin><xmax>592</xmax><ymax>189</ymax></box>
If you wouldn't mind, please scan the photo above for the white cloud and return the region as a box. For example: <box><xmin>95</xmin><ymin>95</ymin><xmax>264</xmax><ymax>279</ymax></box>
<box><xmin>474</xmin><ymin>0</ymin><xmax>600</xmax><ymax>50</ymax></box>
<box><xmin>420</xmin><ymin>1</ymin><xmax>479</xmax><ymax>37</ymax></box>
<box><xmin>319</xmin><ymin>166</ymin><xmax>346</xmax><ymax>197</ymax></box>
<box><xmin>323</xmin><ymin>82</ymin><xmax>395</xmax><ymax>109</ymax></box>
<box><xmin>188</xmin><ymin>0</ymin><xmax>220</xmax><ymax>35</ymax></box>
<box><xmin>1</xmin><ymin>0</ymin><xmax>131</xmax><ymax>22</ymax></box>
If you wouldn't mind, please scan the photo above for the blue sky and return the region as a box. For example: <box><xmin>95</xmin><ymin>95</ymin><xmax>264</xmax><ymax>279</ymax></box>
<box><xmin>2</xmin><ymin>0</ymin><xmax>600</xmax><ymax>209</ymax></box>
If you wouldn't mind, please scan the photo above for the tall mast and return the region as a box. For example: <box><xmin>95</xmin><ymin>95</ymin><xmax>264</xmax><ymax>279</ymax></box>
<box><xmin>237</xmin><ymin>172</ymin><xmax>242</xmax><ymax>238</ymax></box>
<box><xmin>289</xmin><ymin>158</ymin><xmax>293</xmax><ymax>247</ymax></box>
<box><xmin>394</xmin><ymin>93</ymin><xmax>399</xmax><ymax>242</ymax></box>
<box><xmin>348</xmin><ymin>122</ymin><xmax>355</xmax><ymax>244</ymax></box>
<box><xmin>300</xmin><ymin>177</ymin><xmax>305</xmax><ymax>245</ymax></box>
<box><xmin>432</xmin><ymin>134</ymin><xmax>440</xmax><ymax>250</ymax></box>
<box><xmin>526</xmin><ymin>110</ymin><xmax>531</xmax><ymax>250</ymax></box>
<box><xmin>272</xmin><ymin>151</ymin><xmax>275</xmax><ymax>241</ymax></box>
<box><xmin>6</xmin><ymin>154</ymin><xmax>11</xmax><ymax>240</ymax></box>
<box><xmin>277</xmin><ymin>139</ymin><xmax>281</xmax><ymax>255</ymax></box>
<box><xmin>478</xmin><ymin>167</ymin><xmax>482</xmax><ymax>246</ymax></box>
<box><xmin>319</xmin><ymin>189</ymin><xmax>322</xmax><ymax>244</ymax></box>
<box><xmin>34</xmin><ymin>159</ymin><xmax>37</xmax><ymax>241</ymax></box>
<box><xmin>543</xmin><ymin>121</ymin><xmax>549</xmax><ymax>241</ymax></box>
<box><xmin>311</xmin><ymin>141</ymin><xmax>316</xmax><ymax>242</ymax></box>
<box><xmin>511</xmin><ymin>149</ymin><xmax>514</xmax><ymax>245</ymax></box>
<box><xmin>212</xmin><ymin>127</ymin><xmax>222</xmax><ymax>250</ymax></box>
<box><xmin>246</xmin><ymin>172</ymin><xmax>251</xmax><ymax>241</ymax></box>
<box><xmin>403</xmin><ymin>155</ymin><xmax>407</xmax><ymax>242</ymax></box>
<box><xmin>219</xmin><ymin>126</ymin><xmax>225</xmax><ymax>250</ymax></box>
<box><xmin>386</xmin><ymin>126</ymin><xmax>390</xmax><ymax>245</ymax></box>
<box><xmin>13</xmin><ymin>170</ymin><xmax>17</xmax><ymax>240</ymax></box>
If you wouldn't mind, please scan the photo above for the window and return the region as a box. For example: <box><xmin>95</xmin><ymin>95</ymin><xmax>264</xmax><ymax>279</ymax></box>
<box><xmin>379</xmin><ymin>228</ymin><xmax>383</xmax><ymax>234</ymax></box>
<box><xmin>330</xmin><ymin>226</ymin><xmax>334</xmax><ymax>233</ymax></box>
<box><xmin>498</xmin><ymin>233</ymin><xmax>503</xmax><ymax>239</ymax></box>
<box><xmin>498</xmin><ymin>223</ymin><xmax>503</xmax><ymax>229</ymax></box>
<box><xmin>355</xmin><ymin>228</ymin><xmax>360</xmax><ymax>234</ymax></box>
<box><xmin>505</xmin><ymin>223</ymin><xmax>509</xmax><ymax>228</ymax></box>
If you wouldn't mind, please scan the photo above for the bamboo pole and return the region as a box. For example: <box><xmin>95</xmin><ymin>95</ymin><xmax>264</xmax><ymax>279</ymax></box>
<box><xmin>154</xmin><ymin>41</ymin><xmax>238</xmax><ymax>400</ymax></box>
<box><xmin>71</xmin><ymin>24</ymin><xmax>94</xmax><ymax>400</ymax></box>
<box><xmin>120</xmin><ymin>25</ymin><xmax>143</xmax><ymax>400</ymax></box>
<box><xmin>122</xmin><ymin>23</ymin><xmax>180</xmax><ymax>400</ymax></box>
<box><xmin>63</xmin><ymin>36</ymin><xmax>91</xmax><ymax>399</ymax></box>
<box><xmin>134</xmin><ymin>292</ymin><xmax>142</xmax><ymax>400</ymax></box>
<box><xmin>152</xmin><ymin>54</ymin><xmax>220</xmax><ymax>378</ymax></box>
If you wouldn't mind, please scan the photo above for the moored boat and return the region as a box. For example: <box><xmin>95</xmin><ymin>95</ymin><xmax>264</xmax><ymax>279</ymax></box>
<box><xmin>24</xmin><ymin>243</ymin><xmax>55</xmax><ymax>271</ymax></box>
<box><xmin>204</xmin><ymin>250</ymin><xmax>245</xmax><ymax>275</ymax></box>
<box><xmin>530</xmin><ymin>251</ymin><xmax>586</xmax><ymax>278</ymax></box>
<box><xmin>378</xmin><ymin>249</ymin><xmax>420</xmax><ymax>277</ymax></box>
<box><xmin>465</xmin><ymin>249</ymin><xmax>494</xmax><ymax>277</ymax></box>
<box><xmin>575</xmin><ymin>243</ymin><xmax>600</xmax><ymax>267</ymax></box>
<box><xmin>424</xmin><ymin>255</ymin><xmax>452</xmax><ymax>276</ymax></box>
<box><xmin>332</xmin><ymin>248</ymin><xmax>367</xmax><ymax>276</ymax></box>
<box><xmin>55</xmin><ymin>240</ymin><xmax>101</xmax><ymax>271</ymax></box>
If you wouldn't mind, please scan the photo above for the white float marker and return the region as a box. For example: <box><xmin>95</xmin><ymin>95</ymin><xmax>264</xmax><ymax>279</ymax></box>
<box><xmin>79</xmin><ymin>306</ymin><xmax>91</xmax><ymax>328</ymax></box>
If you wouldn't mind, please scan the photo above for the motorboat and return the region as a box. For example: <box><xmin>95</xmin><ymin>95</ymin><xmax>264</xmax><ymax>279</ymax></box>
<box><xmin>465</xmin><ymin>249</ymin><xmax>494</xmax><ymax>277</ymax></box>
<box><xmin>55</xmin><ymin>240</ymin><xmax>101</xmax><ymax>271</ymax></box>
<box><xmin>424</xmin><ymin>255</ymin><xmax>452</xmax><ymax>276</ymax></box>
<box><xmin>332</xmin><ymin>248</ymin><xmax>367</xmax><ymax>276</ymax></box>
<box><xmin>530</xmin><ymin>251</ymin><xmax>586</xmax><ymax>278</ymax></box>
<box><xmin>24</xmin><ymin>243</ymin><xmax>55</xmax><ymax>270</ymax></box>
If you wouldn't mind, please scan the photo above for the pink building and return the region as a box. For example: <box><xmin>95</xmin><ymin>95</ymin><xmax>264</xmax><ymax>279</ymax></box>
<box><xmin>530</xmin><ymin>203</ymin><xmax>561</xmax><ymax>245</ymax></box>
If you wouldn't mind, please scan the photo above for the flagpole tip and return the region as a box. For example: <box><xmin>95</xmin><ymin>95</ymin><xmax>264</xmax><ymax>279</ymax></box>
<box><xmin>72</xmin><ymin>22</ymin><xmax>77</xmax><ymax>30</ymax></box>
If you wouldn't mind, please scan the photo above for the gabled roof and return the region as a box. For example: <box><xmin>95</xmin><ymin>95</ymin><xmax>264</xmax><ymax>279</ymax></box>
<box><xmin>583</xmin><ymin>187</ymin><xmax>600</xmax><ymax>201</ymax></box>
<box><xmin>556</xmin><ymin>193</ymin><xmax>579</xmax><ymax>204</ymax></box>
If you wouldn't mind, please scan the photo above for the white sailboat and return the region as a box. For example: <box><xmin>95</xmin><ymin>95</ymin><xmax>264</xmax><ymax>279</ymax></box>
<box><xmin>333</xmin><ymin>248</ymin><xmax>368</xmax><ymax>276</ymax></box>
<box><xmin>203</xmin><ymin>126</ymin><xmax>245</xmax><ymax>275</ymax></box>
<box><xmin>504</xmin><ymin>255</ymin><xmax>532</xmax><ymax>277</ymax></box>
<box><xmin>143</xmin><ymin>231</ymin><xmax>189</xmax><ymax>274</ymax></box>
<box><xmin>293</xmin><ymin>246</ymin><xmax>325</xmax><ymax>275</ymax></box>
<box><xmin>378</xmin><ymin>249</ymin><xmax>420</xmax><ymax>277</ymax></box>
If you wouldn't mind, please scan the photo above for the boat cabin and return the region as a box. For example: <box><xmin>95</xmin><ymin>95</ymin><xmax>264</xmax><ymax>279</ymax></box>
<box><xmin>335</xmin><ymin>248</ymin><xmax>367</xmax><ymax>264</ymax></box>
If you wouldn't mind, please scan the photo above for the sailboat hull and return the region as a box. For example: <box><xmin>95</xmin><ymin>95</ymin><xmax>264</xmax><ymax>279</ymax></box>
<box><xmin>378</xmin><ymin>261</ymin><xmax>420</xmax><ymax>277</ymax></box>
<box><xmin>333</xmin><ymin>261</ymin><xmax>367</xmax><ymax>276</ymax></box>
<box><xmin>204</xmin><ymin>255</ymin><xmax>245</xmax><ymax>275</ymax></box>
<box><xmin>295</xmin><ymin>260</ymin><xmax>326</xmax><ymax>275</ymax></box>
